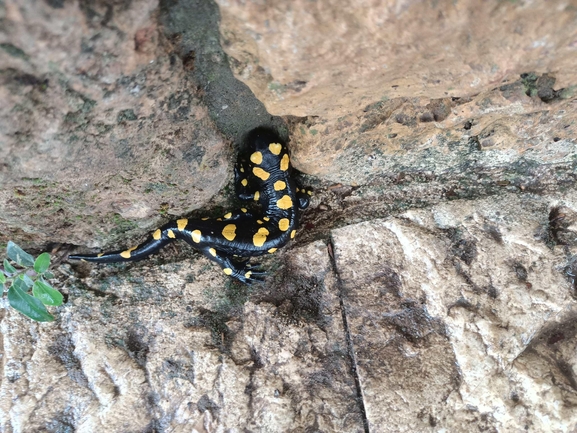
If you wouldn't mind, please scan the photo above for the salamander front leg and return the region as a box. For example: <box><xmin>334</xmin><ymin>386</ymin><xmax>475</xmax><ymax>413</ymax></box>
<box><xmin>201</xmin><ymin>247</ymin><xmax>265</xmax><ymax>284</ymax></box>
<box><xmin>296</xmin><ymin>185</ymin><xmax>313</xmax><ymax>210</ymax></box>
<box><xmin>234</xmin><ymin>160</ymin><xmax>260</xmax><ymax>202</ymax></box>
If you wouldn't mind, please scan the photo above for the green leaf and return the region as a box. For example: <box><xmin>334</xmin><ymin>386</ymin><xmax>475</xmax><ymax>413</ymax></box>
<box><xmin>33</xmin><ymin>280</ymin><xmax>63</xmax><ymax>306</ymax></box>
<box><xmin>12</xmin><ymin>276</ymin><xmax>31</xmax><ymax>292</ymax></box>
<box><xmin>34</xmin><ymin>252</ymin><xmax>51</xmax><ymax>274</ymax></box>
<box><xmin>0</xmin><ymin>272</ymin><xmax>6</xmax><ymax>284</ymax></box>
<box><xmin>22</xmin><ymin>274</ymin><xmax>34</xmax><ymax>288</ymax></box>
<box><xmin>44</xmin><ymin>271</ymin><xmax>55</xmax><ymax>279</ymax></box>
<box><xmin>8</xmin><ymin>285</ymin><xmax>54</xmax><ymax>322</ymax></box>
<box><xmin>3</xmin><ymin>259</ymin><xmax>17</xmax><ymax>274</ymax></box>
<box><xmin>6</xmin><ymin>241</ymin><xmax>35</xmax><ymax>267</ymax></box>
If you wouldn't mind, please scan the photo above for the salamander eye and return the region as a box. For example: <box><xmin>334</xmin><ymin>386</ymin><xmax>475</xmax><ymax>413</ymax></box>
<box><xmin>298</xmin><ymin>195</ymin><xmax>310</xmax><ymax>210</ymax></box>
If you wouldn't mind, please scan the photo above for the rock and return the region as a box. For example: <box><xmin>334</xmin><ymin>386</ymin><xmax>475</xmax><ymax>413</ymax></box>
<box><xmin>0</xmin><ymin>0</ymin><xmax>229</xmax><ymax>249</ymax></box>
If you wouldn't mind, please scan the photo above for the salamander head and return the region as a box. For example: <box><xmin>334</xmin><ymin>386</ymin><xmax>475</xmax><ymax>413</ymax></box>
<box><xmin>244</xmin><ymin>127</ymin><xmax>286</xmax><ymax>153</ymax></box>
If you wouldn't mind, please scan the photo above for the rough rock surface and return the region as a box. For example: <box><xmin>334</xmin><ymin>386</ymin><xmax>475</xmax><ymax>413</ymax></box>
<box><xmin>1</xmin><ymin>0</ymin><xmax>577</xmax><ymax>432</ymax></box>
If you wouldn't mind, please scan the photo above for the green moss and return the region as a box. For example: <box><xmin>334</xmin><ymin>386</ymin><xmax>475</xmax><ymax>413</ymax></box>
<box><xmin>0</xmin><ymin>43</ymin><xmax>29</xmax><ymax>60</ymax></box>
<box><xmin>109</xmin><ymin>214</ymin><xmax>139</xmax><ymax>236</ymax></box>
<box><xmin>117</xmin><ymin>109</ymin><xmax>137</xmax><ymax>122</ymax></box>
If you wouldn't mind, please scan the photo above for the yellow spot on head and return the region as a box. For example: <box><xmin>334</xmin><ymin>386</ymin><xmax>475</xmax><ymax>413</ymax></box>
<box><xmin>224</xmin><ymin>212</ymin><xmax>232</xmax><ymax>219</ymax></box>
<box><xmin>209</xmin><ymin>248</ymin><xmax>217</xmax><ymax>257</ymax></box>
<box><xmin>241</xmin><ymin>178</ymin><xmax>248</xmax><ymax>187</ymax></box>
<box><xmin>253</xmin><ymin>167</ymin><xmax>270</xmax><ymax>180</ymax></box>
<box><xmin>278</xmin><ymin>218</ymin><xmax>290</xmax><ymax>231</ymax></box>
<box><xmin>254</xmin><ymin>191</ymin><xmax>260</xmax><ymax>201</ymax></box>
<box><xmin>241</xmin><ymin>208</ymin><xmax>247</xmax><ymax>213</ymax></box>
<box><xmin>280</xmin><ymin>154</ymin><xmax>290</xmax><ymax>171</ymax></box>
<box><xmin>291</xmin><ymin>230</ymin><xmax>296</xmax><ymax>239</ymax></box>
<box><xmin>245</xmin><ymin>271</ymin><xmax>252</xmax><ymax>279</ymax></box>
<box><xmin>167</xmin><ymin>229</ymin><xmax>176</xmax><ymax>239</ymax></box>
<box><xmin>274</xmin><ymin>180</ymin><xmax>286</xmax><ymax>191</ymax></box>
<box><xmin>222</xmin><ymin>224</ymin><xmax>237</xmax><ymax>241</ymax></box>
<box><xmin>277</xmin><ymin>195</ymin><xmax>293</xmax><ymax>210</ymax></box>
<box><xmin>269</xmin><ymin>143</ymin><xmax>282</xmax><ymax>155</ymax></box>
<box><xmin>250</xmin><ymin>151</ymin><xmax>263</xmax><ymax>165</ymax></box>
<box><xmin>253</xmin><ymin>227</ymin><xmax>270</xmax><ymax>247</ymax></box>
<box><xmin>191</xmin><ymin>230</ymin><xmax>201</xmax><ymax>243</ymax></box>
<box><xmin>268</xmin><ymin>248</ymin><xmax>277</xmax><ymax>254</ymax></box>
<box><xmin>120</xmin><ymin>246</ymin><xmax>138</xmax><ymax>259</ymax></box>
<box><xmin>307</xmin><ymin>189</ymin><xmax>312</xmax><ymax>196</ymax></box>
<box><xmin>153</xmin><ymin>229</ymin><xmax>161</xmax><ymax>240</ymax></box>
<box><xmin>263</xmin><ymin>216</ymin><xmax>270</xmax><ymax>221</ymax></box>
<box><xmin>223</xmin><ymin>268</ymin><xmax>233</xmax><ymax>275</ymax></box>
<box><xmin>177</xmin><ymin>219</ymin><xmax>188</xmax><ymax>231</ymax></box>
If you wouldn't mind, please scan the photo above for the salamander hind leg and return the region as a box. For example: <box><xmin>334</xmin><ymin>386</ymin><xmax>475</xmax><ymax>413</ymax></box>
<box><xmin>201</xmin><ymin>247</ymin><xmax>265</xmax><ymax>284</ymax></box>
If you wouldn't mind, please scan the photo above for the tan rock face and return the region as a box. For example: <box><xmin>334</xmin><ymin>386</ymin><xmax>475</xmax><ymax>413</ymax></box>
<box><xmin>219</xmin><ymin>0</ymin><xmax>577</xmax><ymax>117</ymax></box>
<box><xmin>219</xmin><ymin>0</ymin><xmax>577</xmax><ymax>188</ymax></box>
<box><xmin>0</xmin><ymin>0</ymin><xmax>230</xmax><ymax>248</ymax></box>
<box><xmin>2</xmin><ymin>191</ymin><xmax>576</xmax><ymax>431</ymax></box>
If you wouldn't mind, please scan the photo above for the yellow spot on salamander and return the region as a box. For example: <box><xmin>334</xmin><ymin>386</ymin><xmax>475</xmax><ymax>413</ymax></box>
<box><xmin>191</xmin><ymin>230</ymin><xmax>201</xmax><ymax>243</ymax></box>
<box><xmin>120</xmin><ymin>246</ymin><xmax>138</xmax><ymax>259</ymax></box>
<box><xmin>307</xmin><ymin>189</ymin><xmax>312</xmax><ymax>195</ymax></box>
<box><xmin>222</xmin><ymin>224</ymin><xmax>237</xmax><ymax>241</ymax></box>
<box><xmin>268</xmin><ymin>248</ymin><xmax>277</xmax><ymax>254</ymax></box>
<box><xmin>253</xmin><ymin>227</ymin><xmax>269</xmax><ymax>247</ymax></box>
<box><xmin>253</xmin><ymin>167</ymin><xmax>270</xmax><ymax>180</ymax></box>
<box><xmin>241</xmin><ymin>208</ymin><xmax>247</xmax><ymax>213</ymax></box>
<box><xmin>241</xmin><ymin>178</ymin><xmax>248</xmax><ymax>187</ymax></box>
<box><xmin>202</xmin><ymin>217</ymin><xmax>210</xmax><ymax>220</ymax></box>
<box><xmin>274</xmin><ymin>180</ymin><xmax>286</xmax><ymax>191</ymax></box>
<box><xmin>245</xmin><ymin>271</ymin><xmax>252</xmax><ymax>279</ymax></box>
<box><xmin>257</xmin><ymin>220</ymin><xmax>263</xmax><ymax>224</ymax></box>
<box><xmin>224</xmin><ymin>212</ymin><xmax>232</xmax><ymax>219</ymax></box>
<box><xmin>177</xmin><ymin>219</ymin><xmax>188</xmax><ymax>231</ymax></box>
<box><xmin>278</xmin><ymin>218</ymin><xmax>290</xmax><ymax>231</ymax></box>
<box><xmin>97</xmin><ymin>253</ymin><xmax>104</xmax><ymax>257</ymax></box>
<box><xmin>209</xmin><ymin>248</ymin><xmax>217</xmax><ymax>257</ymax></box>
<box><xmin>254</xmin><ymin>191</ymin><xmax>260</xmax><ymax>201</ymax></box>
<box><xmin>277</xmin><ymin>195</ymin><xmax>293</xmax><ymax>210</ymax></box>
<box><xmin>250</xmin><ymin>151</ymin><xmax>263</xmax><ymax>165</ymax></box>
<box><xmin>269</xmin><ymin>143</ymin><xmax>282</xmax><ymax>155</ymax></box>
<box><xmin>280</xmin><ymin>154</ymin><xmax>289</xmax><ymax>171</ymax></box>
<box><xmin>263</xmin><ymin>216</ymin><xmax>270</xmax><ymax>221</ymax></box>
<box><xmin>291</xmin><ymin>230</ymin><xmax>296</xmax><ymax>239</ymax></box>
<box><xmin>167</xmin><ymin>229</ymin><xmax>176</xmax><ymax>238</ymax></box>
<box><xmin>153</xmin><ymin>229</ymin><xmax>161</xmax><ymax>240</ymax></box>
<box><xmin>240</xmin><ymin>166</ymin><xmax>245</xmax><ymax>173</ymax></box>
<box><xmin>223</xmin><ymin>268</ymin><xmax>233</xmax><ymax>275</ymax></box>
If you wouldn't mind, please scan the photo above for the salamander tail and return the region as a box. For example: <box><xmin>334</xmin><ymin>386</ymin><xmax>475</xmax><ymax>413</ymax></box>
<box><xmin>69</xmin><ymin>236</ymin><xmax>171</xmax><ymax>263</ymax></box>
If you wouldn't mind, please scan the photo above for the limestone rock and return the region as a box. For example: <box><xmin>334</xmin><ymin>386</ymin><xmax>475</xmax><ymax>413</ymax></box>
<box><xmin>0</xmin><ymin>0</ymin><xmax>229</xmax><ymax>248</ymax></box>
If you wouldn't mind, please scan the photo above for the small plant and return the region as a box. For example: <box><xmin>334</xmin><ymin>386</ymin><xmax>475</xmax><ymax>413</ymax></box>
<box><xmin>1</xmin><ymin>241</ymin><xmax>63</xmax><ymax>322</ymax></box>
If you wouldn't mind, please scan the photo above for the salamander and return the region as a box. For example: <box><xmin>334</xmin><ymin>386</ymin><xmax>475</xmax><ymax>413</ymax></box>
<box><xmin>69</xmin><ymin>127</ymin><xmax>311</xmax><ymax>284</ymax></box>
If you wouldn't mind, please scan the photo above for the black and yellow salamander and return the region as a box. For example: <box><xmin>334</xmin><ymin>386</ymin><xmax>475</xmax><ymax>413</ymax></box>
<box><xmin>69</xmin><ymin>127</ymin><xmax>312</xmax><ymax>284</ymax></box>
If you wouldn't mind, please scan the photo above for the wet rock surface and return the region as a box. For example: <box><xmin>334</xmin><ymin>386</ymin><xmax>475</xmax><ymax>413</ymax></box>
<box><xmin>1</xmin><ymin>0</ymin><xmax>577</xmax><ymax>432</ymax></box>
